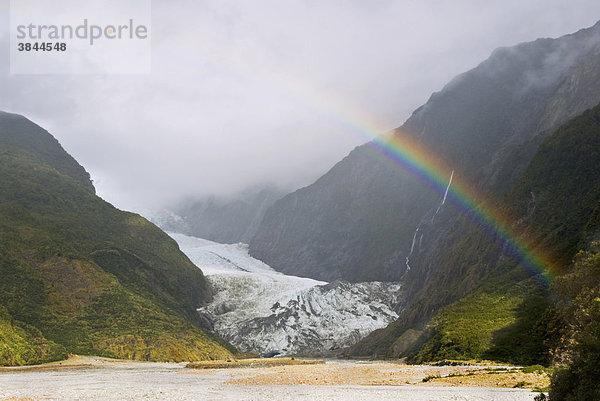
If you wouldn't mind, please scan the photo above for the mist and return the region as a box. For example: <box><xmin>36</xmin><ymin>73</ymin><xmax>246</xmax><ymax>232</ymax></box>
<box><xmin>1</xmin><ymin>0</ymin><xmax>599</xmax><ymax>212</ymax></box>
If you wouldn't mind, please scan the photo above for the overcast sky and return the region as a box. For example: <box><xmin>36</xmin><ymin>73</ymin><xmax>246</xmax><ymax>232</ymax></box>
<box><xmin>1</xmin><ymin>1</ymin><xmax>600</xmax><ymax>213</ymax></box>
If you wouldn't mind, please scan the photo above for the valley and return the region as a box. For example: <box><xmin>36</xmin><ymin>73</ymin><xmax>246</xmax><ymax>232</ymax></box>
<box><xmin>1</xmin><ymin>7</ymin><xmax>600</xmax><ymax>400</ymax></box>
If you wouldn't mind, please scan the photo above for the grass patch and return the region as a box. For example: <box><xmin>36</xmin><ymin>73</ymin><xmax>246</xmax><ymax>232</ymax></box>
<box><xmin>421</xmin><ymin>374</ymin><xmax>441</xmax><ymax>383</ymax></box>
<box><xmin>411</xmin><ymin>274</ymin><xmax>552</xmax><ymax>365</ymax></box>
<box><xmin>413</xmin><ymin>291</ymin><xmax>523</xmax><ymax>363</ymax></box>
<box><xmin>522</xmin><ymin>364</ymin><xmax>552</xmax><ymax>374</ymax></box>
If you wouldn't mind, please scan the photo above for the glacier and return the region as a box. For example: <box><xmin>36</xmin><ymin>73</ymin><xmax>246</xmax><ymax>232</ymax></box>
<box><xmin>170</xmin><ymin>233</ymin><xmax>404</xmax><ymax>356</ymax></box>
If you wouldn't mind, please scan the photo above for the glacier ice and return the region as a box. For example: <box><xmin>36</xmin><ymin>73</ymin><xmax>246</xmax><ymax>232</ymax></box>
<box><xmin>170</xmin><ymin>232</ymin><xmax>404</xmax><ymax>356</ymax></box>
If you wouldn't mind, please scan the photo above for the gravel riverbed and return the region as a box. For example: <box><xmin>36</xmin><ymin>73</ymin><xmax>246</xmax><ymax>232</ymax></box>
<box><xmin>0</xmin><ymin>357</ymin><xmax>544</xmax><ymax>401</ymax></box>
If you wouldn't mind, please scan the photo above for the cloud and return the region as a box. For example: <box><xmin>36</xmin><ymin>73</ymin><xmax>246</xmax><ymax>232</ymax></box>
<box><xmin>1</xmin><ymin>0</ymin><xmax>600</xmax><ymax>211</ymax></box>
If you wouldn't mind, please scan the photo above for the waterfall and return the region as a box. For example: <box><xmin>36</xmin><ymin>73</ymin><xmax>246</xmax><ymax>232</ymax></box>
<box><xmin>404</xmin><ymin>228</ymin><xmax>420</xmax><ymax>271</ymax></box>
<box><xmin>404</xmin><ymin>170</ymin><xmax>454</xmax><ymax>273</ymax></box>
<box><xmin>431</xmin><ymin>170</ymin><xmax>454</xmax><ymax>223</ymax></box>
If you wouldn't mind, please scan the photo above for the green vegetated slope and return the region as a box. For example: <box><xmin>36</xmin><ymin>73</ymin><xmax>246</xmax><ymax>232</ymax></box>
<box><xmin>349</xmin><ymin>102</ymin><xmax>600</xmax><ymax>364</ymax></box>
<box><xmin>410</xmin><ymin>272</ymin><xmax>554</xmax><ymax>365</ymax></box>
<box><xmin>548</xmin><ymin>243</ymin><xmax>600</xmax><ymax>400</ymax></box>
<box><xmin>0</xmin><ymin>111</ymin><xmax>234</xmax><ymax>365</ymax></box>
<box><xmin>507</xmin><ymin>105</ymin><xmax>600</xmax><ymax>266</ymax></box>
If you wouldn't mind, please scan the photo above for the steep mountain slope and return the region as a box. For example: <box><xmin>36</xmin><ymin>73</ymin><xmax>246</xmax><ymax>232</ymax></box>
<box><xmin>250</xmin><ymin>21</ymin><xmax>600</xmax><ymax>284</ymax></box>
<box><xmin>0</xmin><ymin>111</ymin><xmax>234</xmax><ymax>365</ymax></box>
<box><xmin>350</xmin><ymin>101</ymin><xmax>600</xmax><ymax>361</ymax></box>
<box><xmin>0</xmin><ymin>112</ymin><xmax>95</xmax><ymax>193</ymax></box>
<box><xmin>506</xmin><ymin>105</ymin><xmax>600</xmax><ymax>263</ymax></box>
<box><xmin>153</xmin><ymin>186</ymin><xmax>285</xmax><ymax>244</ymax></box>
<box><xmin>253</xmin><ymin>150</ymin><xmax>428</xmax><ymax>282</ymax></box>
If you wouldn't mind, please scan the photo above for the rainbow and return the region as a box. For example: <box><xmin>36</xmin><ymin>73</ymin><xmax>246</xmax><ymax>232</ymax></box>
<box><xmin>366</xmin><ymin>130</ymin><xmax>555</xmax><ymax>284</ymax></box>
<box><xmin>223</xmin><ymin>55</ymin><xmax>556</xmax><ymax>283</ymax></box>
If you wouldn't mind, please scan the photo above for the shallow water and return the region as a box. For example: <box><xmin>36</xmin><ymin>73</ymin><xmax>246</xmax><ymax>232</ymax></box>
<box><xmin>0</xmin><ymin>361</ymin><xmax>540</xmax><ymax>401</ymax></box>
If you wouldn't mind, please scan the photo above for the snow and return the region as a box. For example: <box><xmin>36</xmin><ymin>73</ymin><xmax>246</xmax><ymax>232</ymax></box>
<box><xmin>169</xmin><ymin>233</ymin><xmax>405</xmax><ymax>356</ymax></box>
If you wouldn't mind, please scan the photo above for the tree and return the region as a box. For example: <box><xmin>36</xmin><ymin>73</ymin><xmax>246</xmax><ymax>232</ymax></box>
<box><xmin>548</xmin><ymin>242</ymin><xmax>600</xmax><ymax>400</ymax></box>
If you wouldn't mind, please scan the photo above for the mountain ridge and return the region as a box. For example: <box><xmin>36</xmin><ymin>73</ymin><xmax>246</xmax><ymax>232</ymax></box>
<box><xmin>0</xmin><ymin>111</ymin><xmax>95</xmax><ymax>193</ymax></box>
<box><xmin>250</xmin><ymin>20</ymin><xmax>600</xmax><ymax>283</ymax></box>
<box><xmin>248</xmin><ymin>21</ymin><xmax>600</xmax><ymax>362</ymax></box>
<box><xmin>349</xmin><ymin>100</ymin><xmax>600</xmax><ymax>361</ymax></box>
<box><xmin>0</xmin><ymin>113</ymin><xmax>235</xmax><ymax>365</ymax></box>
